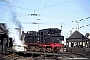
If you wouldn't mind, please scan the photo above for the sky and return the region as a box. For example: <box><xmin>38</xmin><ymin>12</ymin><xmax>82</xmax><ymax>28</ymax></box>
<box><xmin>0</xmin><ymin>0</ymin><xmax>90</xmax><ymax>39</ymax></box>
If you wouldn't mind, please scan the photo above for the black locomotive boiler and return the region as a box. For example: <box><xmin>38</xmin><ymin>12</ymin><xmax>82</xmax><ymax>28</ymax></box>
<box><xmin>23</xmin><ymin>28</ymin><xmax>64</xmax><ymax>52</ymax></box>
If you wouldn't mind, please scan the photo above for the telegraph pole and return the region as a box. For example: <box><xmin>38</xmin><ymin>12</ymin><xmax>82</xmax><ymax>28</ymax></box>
<box><xmin>61</xmin><ymin>23</ymin><xmax>62</xmax><ymax>31</ymax></box>
<box><xmin>37</xmin><ymin>19</ymin><xmax>40</xmax><ymax>31</ymax></box>
<box><xmin>76</xmin><ymin>21</ymin><xmax>79</xmax><ymax>31</ymax></box>
<box><xmin>30</xmin><ymin>10</ymin><xmax>41</xmax><ymax>31</ymax></box>
<box><xmin>60</xmin><ymin>23</ymin><xmax>65</xmax><ymax>36</ymax></box>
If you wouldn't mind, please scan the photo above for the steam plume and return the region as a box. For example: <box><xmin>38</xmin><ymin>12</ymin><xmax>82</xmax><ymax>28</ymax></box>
<box><xmin>6</xmin><ymin>23</ymin><xmax>26</xmax><ymax>51</ymax></box>
<box><xmin>1</xmin><ymin>0</ymin><xmax>26</xmax><ymax>51</ymax></box>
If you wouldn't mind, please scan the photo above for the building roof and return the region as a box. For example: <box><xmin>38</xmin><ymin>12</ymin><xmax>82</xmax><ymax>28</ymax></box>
<box><xmin>66</xmin><ymin>30</ymin><xmax>88</xmax><ymax>39</ymax></box>
<box><xmin>0</xmin><ymin>23</ymin><xmax>8</xmax><ymax>33</ymax></box>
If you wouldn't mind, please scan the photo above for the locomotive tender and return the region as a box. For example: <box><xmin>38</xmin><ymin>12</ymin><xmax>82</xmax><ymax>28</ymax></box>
<box><xmin>23</xmin><ymin>28</ymin><xmax>64</xmax><ymax>52</ymax></box>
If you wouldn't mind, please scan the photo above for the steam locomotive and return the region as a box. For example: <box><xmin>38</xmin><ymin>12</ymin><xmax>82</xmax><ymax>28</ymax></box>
<box><xmin>0</xmin><ymin>23</ymin><xmax>64</xmax><ymax>54</ymax></box>
<box><xmin>23</xmin><ymin>28</ymin><xmax>64</xmax><ymax>52</ymax></box>
<box><xmin>0</xmin><ymin>23</ymin><xmax>13</xmax><ymax>54</ymax></box>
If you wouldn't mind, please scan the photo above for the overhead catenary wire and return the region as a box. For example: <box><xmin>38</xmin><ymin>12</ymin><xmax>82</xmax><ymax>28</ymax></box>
<box><xmin>63</xmin><ymin>16</ymin><xmax>90</xmax><ymax>36</ymax></box>
<box><xmin>36</xmin><ymin>0</ymin><xmax>41</xmax><ymax>10</ymax></box>
<box><xmin>71</xmin><ymin>16</ymin><xmax>90</xmax><ymax>31</ymax></box>
<box><xmin>0</xmin><ymin>1</ymin><xmax>23</xmax><ymax>30</ymax></box>
<box><xmin>0</xmin><ymin>4</ymin><xmax>33</xmax><ymax>10</ymax></box>
<box><xmin>1</xmin><ymin>5</ymin><xmax>89</xmax><ymax>24</ymax></box>
<box><xmin>39</xmin><ymin>0</ymin><xmax>49</xmax><ymax>15</ymax></box>
<box><xmin>36</xmin><ymin>0</ymin><xmax>74</xmax><ymax>10</ymax></box>
<box><xmin>0</xmin><ymin>0</ymin><xmax>74</xmax><ymax>11</ymax></box>
<box><xmin>0</xmin><ymin>0</ymin><xmax>75</xmax><ymax>18</ymax></box>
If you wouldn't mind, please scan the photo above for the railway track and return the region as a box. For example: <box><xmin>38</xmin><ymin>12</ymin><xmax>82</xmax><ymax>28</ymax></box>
<box><xmin>0</xmin><ymin>53</ymin><xmax>19</xmax><ymax>60</ymax></box>
<box><xmin>0</xmin><ymin>52</ymin><xmax>89</xmax><ymax>60</ymax></box>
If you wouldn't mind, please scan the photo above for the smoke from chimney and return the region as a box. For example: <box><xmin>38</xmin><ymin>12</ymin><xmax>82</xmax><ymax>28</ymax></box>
<box><xmin>1</xmin><ymin>0</ymin><xmax>26</xmax><ymax>51</ymax></box>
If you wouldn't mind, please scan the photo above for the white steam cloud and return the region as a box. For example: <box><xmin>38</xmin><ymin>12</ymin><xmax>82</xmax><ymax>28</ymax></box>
<box><xmin>6</xmin><ymin>23</ymin><xmax>26</xmax><ymax>51</ymax></box>
<box><xmin>6</xmin><ymin>25</ymin><xmax>22</xmax><ymax>45</ymax></box>
<box><xmin>1</xmin><ymin>0</ymin><xmax>26</xmax><ymax>51</ymax></box>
